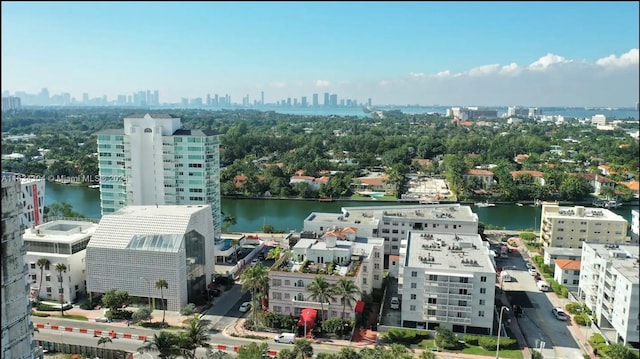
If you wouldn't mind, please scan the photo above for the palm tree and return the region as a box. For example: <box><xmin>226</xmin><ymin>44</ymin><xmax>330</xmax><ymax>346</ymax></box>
<box><xmin>36</xmin><ymin>258</ymin><xmax>51</xmax><ymax>302</ymax></box>
<box><xmin>334</xmin><ymin>278</ymin><xmax>360</xmax><ymax>320</ymax></box>
<box><xmin>55</xmin><ymin>263</ymin><xmax>67</xmax><ymax>316</ymax></box>
<box><xmin>230</xmin><ymin>238</ymin><xmax>241</xmax><ymax>263</ymax></box>
<box><xmin>306</xmin><ymin>276</ymin><xmax>334</xmax><ymax>322</ymax></box>
<box><xmin>222</xmin><ymin>215</ymin><xmax>237</xmax><ymax>233</ymax></box>
<box><xmin>293</xmin><ymin>339</ymin><xmax>314</xmax><ymax>359</ymax></box>
<box><xmin>155</xmin><ymin>279</ymin><xmax>169</xmax><ymax>325</ymax></box>
<box><xmin>239</xmin><ymin>264</ymin><xmax>269</xmax><ymax>324</ymax></box>
<box><xmin>178</xmin><ymin>316</ymin><xmax>209</xmax><ymax>358</ymax></box>
<box><xmin>266</xmin><ymin>247</ymin><xmax>282</xmax><ymax>260</ymax></box>
<box><xmin>97</xmin><ymin>336</ymin><xmax>112</xmax><ymax>348</ymax></box>
<box><xmin>138</xmin><ymin>331</ymin><xmax>180</xmax><ymax>359</ymax></box>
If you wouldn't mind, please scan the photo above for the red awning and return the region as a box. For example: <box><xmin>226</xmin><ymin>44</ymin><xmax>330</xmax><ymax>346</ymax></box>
<box><xmin>354</xmin><ymin>300</ymin><xmax>365</xmax><ymax>313</ymax></box>
<box><xmin>297</xmin><ymin>308</ymin><xmax>318</xmax><ymax>327</ymax></box>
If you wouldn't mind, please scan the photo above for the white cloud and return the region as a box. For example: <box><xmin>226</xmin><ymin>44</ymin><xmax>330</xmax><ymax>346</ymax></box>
<box><xmin>500</xmin><ymin>63</ymin><xmax>521</xmax><ymax>76</ymax></box>
<box><xmin>467</xmin><ymin>64</ymin><xmax>500</xmax><ymax>77</ymax></box>
<box><xmin>269</xmin><ymin>81</ymin><xmax>286</xmax><ymax>89</ymax></box>
<box><xmin>596</xmin><ymin>48</ymin><xmax>639</xmax><ymax>68</ymax></box>
<box><xmin>379</xmin><ymin>80</ymin><xmax>389</xmax><ymax>87</ymax></box>
<box><xmin>528</xmin><ymin>53</ymin><xmax>570</xmax><ymax>71</ymax></box>
<box><xmin>315</xmin><ymin>80</ymin><xmax>330</xmax><ymax>87</ymax></box>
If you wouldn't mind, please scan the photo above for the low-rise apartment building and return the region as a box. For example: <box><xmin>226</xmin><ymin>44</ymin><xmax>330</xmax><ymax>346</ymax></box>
<box><xmin>543</xmin><ymin>247</ymin><xmax>582</xmax><ymax>267</ymax></box>
<box><xmin>553</xmin><ymin>259</ymin><xmax>581</xmax><ymax>292</ymax></box>
<box><xmin>304</xmin><ymin>204</ymin><xmax>478</xmax><ymax>257</ymax></box>
<box><xmin>23</xmin><ymin>219</ymin><xmax>98</xmax><ymax>303</ymax></box>
<box><xmin>579</xmin><ymin>243</ymin><xmax>639</xmax><ymax>346</ymax></box>
<box><xmin>398</xmin><ymin>231</ymin><xmax>496</xmax><ymax>335</ymax></box>
<box><xmin>268</xmin><ymin>227</ymin><xmax>383</xmax><ymax>320</ymax></box>
<box><xmin>539</xmin><ymin>202</ymin><xmax>627</xmax><ymax>248</ymax></box>
<box><xmin>86</xmin><ymin>205</ymin><xmax>215</xmax><ymax>311</ymax></box>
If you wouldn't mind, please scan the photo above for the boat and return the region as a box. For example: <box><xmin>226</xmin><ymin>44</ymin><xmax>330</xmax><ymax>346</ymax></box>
<box><xmin>516</xmin><ymin>203</ymin><xmax>524</xmax><ymax>207</ymax></box>
<box><xmin>604</xmin><ymin>199</ymin><xmax>622</xmax><ymax>209</ymax></box>
<box><xmin>88</xmin><ymin>184</ymin><xmax>100</xmax><ymax>189</ymax></box>
<box><xmin>317</xmin><ymin>198</ymin><xmax>334</xmax><ymax>202</ymax></box>
<box><xmin>475</xmin><ymin>201</ymin><xmax>496</xmax><ymax>208</ymax></box>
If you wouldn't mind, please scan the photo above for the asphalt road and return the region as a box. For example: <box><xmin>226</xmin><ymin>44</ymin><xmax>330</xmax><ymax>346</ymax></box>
<box><xmin>497</xmin><ymin>250</ymin><xmax>584</xmax><ymax>359</ymax></box>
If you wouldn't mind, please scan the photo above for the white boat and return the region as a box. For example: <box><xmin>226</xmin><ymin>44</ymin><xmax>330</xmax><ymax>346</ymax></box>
<box><xmin>475</xmin><ymin>201</ymin><xmax>496</xmax><ymax>207</ymax></box>
<box><xmin>88</xmin><ymin>184</ymin><xmax>100</xmax><ymax>189</ymax></box>
<box><xmin>604</xmin><ymin>199</ymin><xmax>622</xmax><ymax>209</ymax></box>
<box><xmin>516</xmin><ymin>203</ymin><xmax>524</xmax><ymax>207</ymax></box>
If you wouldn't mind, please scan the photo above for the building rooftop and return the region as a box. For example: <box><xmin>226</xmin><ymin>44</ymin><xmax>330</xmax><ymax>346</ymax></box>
<box><xmin>555</xmin><ymin>259</ymin><xmax>582</xmax><ymax>271</ymax></box>
<box><xmin>587</xmin><ymin>243</ymin><xmax>639</xmax><ymax>283</ymax></box>
<box><xmin>23</xmin><ymin>220</ymin><xmax>98</xmax><ymax>244</ymax></box>
<box><xmin>125</xmin><ymin>113</ymin><xmax>179</xmax><ymax>119</ymax></box>
<box><xmin>172</xmin><ymin>128</ymin><xmax>217</xmax><ymax>136</ymax></box>
<box><xmin>305</xmin><ymin>204</ymin><xmax>477</xmax><ymax>227</ymax></box>
<box><xmin>544</xmin><ymin>247</ymin><xmax>583</xmax><ymax>257</ymax></box>
<box><xmin>403</xmin><ymin>231</ymin><xmax>495</xmax><ymax>276</ymax></box>
<box><xmin>87</xmin><ymin>205</ymin><xmax>211</xmax><ymax>250</ymax></box>
<box><xmin>543</xmin><ymin>204</ymin><xmax>627</xmax><ymax>222</ymax></box>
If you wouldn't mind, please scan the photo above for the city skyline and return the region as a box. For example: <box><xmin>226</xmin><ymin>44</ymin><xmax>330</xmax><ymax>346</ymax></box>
<box><xmin>1</xmin><ymin>2</ymin><xmax>639</xmax><ymax>107</ymax></box>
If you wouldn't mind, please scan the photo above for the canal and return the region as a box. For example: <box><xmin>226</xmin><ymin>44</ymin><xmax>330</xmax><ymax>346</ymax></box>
<box><xmin>44</xmin><ymin>182</ymin><xmax>636</xmax><ymax>232</ymax></box>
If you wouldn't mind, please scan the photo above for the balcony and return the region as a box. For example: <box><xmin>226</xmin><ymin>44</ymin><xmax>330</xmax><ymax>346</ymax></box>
<box><xmin>436</xmin><ymin>316</ymin><xmax>472</xmax><ymax>324</ymax></box>
<box><xmin>435</xmin><ymin>293</ymin><xmax>473</xmax><ymax>301</ymax></box>
<box><xmin>291</xmin><ymin>298</ymin><xmax>328</xmax><ymax>310</ymax></box>
<box><xmin>442</xmin><ymin>305</ymin><xmax>473</xmax><ymax>313</ymax></box>
<box><xmin>447</xmin><ymin>282</ymin><xmax>474</xmax><ymax>290</ymax></box>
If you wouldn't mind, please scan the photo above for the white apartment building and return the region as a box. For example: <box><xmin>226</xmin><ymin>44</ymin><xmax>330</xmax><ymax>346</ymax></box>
<box><xmin>23</xmin><ymin>219</ymin><xmax>98</xmax><ymax>303</ymax></box>
<box><xmin>553</xmin><ymin>259</ymin><xmax>581</xmax><ymax>292</ymax></box>
<box><xmin>398</xmin><ymin>231</ymin><xmax>496</xmax><ymax>334</ymax></box>
<box><xmin>96</xmin><ymin>113</ymin><xmax>221</xmax><ymax>234</ymax></box>
<box><xmin>86</xmin><ymin>205</ymin><xmax>215</xmax><ymax>311</ymax></box>
<box><xmin>543</xmin><ymin>247</ymin><xmax>582</xmax><ymax>267</ymax></box>
<box><xmin>1</xmin><ymin>173</ymin><xmax>45</xmax><ymax>228</ymax></box>
<box><xmin>304</xmin><ymin>204</ymin><xmax>478</xmax><ymax>257</ymax></box>
<box><xmin>539</xmin><ymin>203</ymin><xmax>628</xmax><ymax>248</ymax></box>
<box><xmin>268</xmin><ymin>227</ymin><xmax>384</xmax><ymax>320</ymax></box>
<box><xmin>591</xmin><ymin>114</ymin><xmax>609</xmax><ymax>126</ymax></box>
<box><xmin>579</xmin><ymin>243</ymin><xmax>639</xmax><ymax>346</ymax></box>
<box><xmin>1</xmin><ymin>173</ymin><xmax>36</xmax><ymax>359</ymax></box>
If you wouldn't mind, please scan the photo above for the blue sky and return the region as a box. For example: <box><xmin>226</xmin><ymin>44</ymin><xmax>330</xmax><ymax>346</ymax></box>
<box><xmin>2</xmin><ymin>1</ymin><xmax>638</xmax><ymax>106</ymax></box>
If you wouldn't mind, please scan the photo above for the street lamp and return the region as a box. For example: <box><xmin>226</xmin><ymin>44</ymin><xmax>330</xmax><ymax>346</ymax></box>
<box><xmin>496</xmin><ymin>306</ymin><xmax>510</xmax><ymax>359</ymax></box>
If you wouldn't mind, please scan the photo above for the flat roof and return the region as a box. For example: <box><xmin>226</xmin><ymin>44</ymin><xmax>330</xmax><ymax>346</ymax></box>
<box><xmin>23</xmin><ymin>220</ymin><xmax>98</xmax><ymax>244</ymax></box>
<box><xmin>404</xmin><ymin>231</ymin><xmax>494</xmax><ymax>275</ymax></box>
<box><xmin>543</xmin><ymin>204</ymin><xmax>627</xmax><ymax>222</ymax></box>
<box><xmin>306</xmin><ymin>204</ymin><xmax>477</xmax><ymax>226</ymax></box>
<box><xmin>586</xmin><ymin>243</ymin><xmax>639</xmax><ymax>284</ymax></box>
<box><xmin>544</xmin><ymin>247</ymin><xmax>583</xmax><ymax>256</ymax></box>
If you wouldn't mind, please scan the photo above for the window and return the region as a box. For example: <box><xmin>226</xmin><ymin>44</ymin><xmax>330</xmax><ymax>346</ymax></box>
<box><xmin>411</xmin><ymin>294</ymin><xmax>417</xmax><ymax>300</ymax></box>
<box><xmin>284</xmin><ymin>293</ymin><xmax>290</xmax><ymax>299</ymax></box>
<box><xmin>428</xmin><ymin>298</ymin><xmax>437</xmax><ymax>304</ymax></box>
<box><xmin>574</xmin><ymin>270</ymin><xmax>580</xmax><ymax>275</ymax></box>
<box><xmin>296</xmin><ymin>280</ymin><xmax>304</xmax><ymax>287</ymax></box>
<box><xmin>284</xmin><ymin>280</ymin><xmax>290</xmax><ymax>286</ymax></box>
<box><xmin>374</xmin><ymin>263</ymin><xmax>380</xmax><ymax>269</ymax></box>
<box><xmin>428</xmin><ymin>274</ymin><xmax>437</xmax><ymax>281</ymax></box>
<box><xmin>272</xmin><ymin>292</ymin><xmax>282</xmax><ymax>300</ymax></box>
<box><xmin>272</xmin><ymin>279</ymin><xmax>282</xmax><ymax>287</ymax></box>
<box><xmin>374</xmin><ymin>275</ymin><xmax>380</xmax><ymax>281</ymax></box>
<box><xmin>572</xmin><ymin>280</ymin><xmax>579</xmax><ymax>285</ymax></box>
<box><xmin>480</xmin><ymin>288</ymin><xmax>486</xmax><ymax>294</ymax></box>
<box><xmin>45</xmin><ymin>275</ymin><xmax>51</xmax><ymax>282</ymax></box>
<box><xmin>459</xmin><ymin>277</ymin><xmax>468</xmax><ymax>283</ymax></box>
<box><xmin>411</xmin><ymin>271</ymin><xmax>417</xmax><ymax>277</ymax></box>
<box><xmin>363</xmin><ymin>278</ymin><xmax>367</xmax><ymax>285</ymax></box>
<box><xmin>479</xmin><ymin>311</ymin><xmax>485</xmax><ymax>317</ymax></box>
<box><xmin>409</xmin><ymin>305</ymin><xmax>416</xmax><ymax>311</ymax></box>
<box><xmin>427</xmin><ymin>309</ymin><xmax>436</xmax><ymax>316</ymax></box>
<box><xmin>374</xmin><ymin>251</ymin><xmax>380</xmax><ymax>258</ymax></box>
<box><xmin>458</xmin><ymin>301</ymin><xmax>467</xmax><ymax>306</ymax></box>
<box><xmin>480</xmin><ymin>276</ymin><xmax>487</xmax><ymax>282</ymax></box>
<box><xmin>46</xmin><ymin>287</ymin><xmax>52</xmax><ymax>293</ymax></box>
<box><xmin>30</xmin><ymin>263</ymin><xmax>36</xmax><ymax>269</ymax></box>
<box><xmin>411</xmin><ymin>283</ymin><xmax>417</xmax><ymax>289</ymax></box>
<box><xmin>479</xmin><ymin>299</ymin><xmax>485</xmax><ymax>305</ymax></box>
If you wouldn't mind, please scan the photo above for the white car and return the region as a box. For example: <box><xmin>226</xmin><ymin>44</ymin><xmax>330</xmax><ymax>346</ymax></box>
<box><xmin>390</xmin><ymin>297</ymin><xmax>400</xmax><ymax>310</ymax></box>
<box><xmin>552</xmin><ymin>307</ymin><xmax>568</xmax><ymax>321</ymax></box>
<box><xmin>95</xmin><ymin>317</ymin><xmax>109</xmax><ymax>323</ymax></box>
<box><xmin>528</xmin><ymin>268</ymin><xmax>537</xmax><ymax>275</ymax></box>
<box><xmin>239</xmin><ymin>302</ymin><xmax>251</xmax><ymax>313</ymax></box>
<box><xmin>525</xmin><ymin>262</ymin><xmax>533</xmax><ymax>269</ymax></box>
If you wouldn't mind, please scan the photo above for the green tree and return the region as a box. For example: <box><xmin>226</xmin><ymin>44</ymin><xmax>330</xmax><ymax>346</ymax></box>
<box><xmin>240</xmin><ymin>264</ymin><xmax>269</xmax><ymax>324</ymax></box>
<box><xmin>97</xmin><ymin>336</ymin><xmax>112</xmax><ymax>348</ymax></box>
<box><xmin>132</xmin><ymin>306</ymin><xmax>152</xmax><ymax>322</ymax></box>
<box><xmin>138</xmin><ymin>331</ymin><xmax>180</xmax><ymax>359</ymax></box>
<box><xmin>606</xmin><ymin>343</ymin><xmax>636</xmax><ymax>359</ymax></box>
<box><xmin>55</xmin><ymin>263</ymin><xmax>67</xmax><ymax>316</ymax></box>
<box><xmin>321</xmin><ymin>318</ymin><xmax>345</xmax><ymax>335</ymax></box>
<box><xmin>36</xmin><ymin>257</ymin><xmax>51</xmax><ymax>302</ymax></box>
<box><xmin>267</xmin><ymin>247</ymin><xmax>282</xmax><ymax>260</ymax></box>
<box><xmin>419</xmin><ymin>350</ymin><xmax>437</xmax><ymax>359</ymax></box>
<box><xmin>205</xmin><ymin>349</ymin><xmax>234</xmax><ymax>359</ymax></box>
<box><xmin>222</xmin><ymin>216</ymin><xmax>237</xmax><ymax>233</ymax></box>
<box><xmin>306</xmin><ymin>276</ymin><xmax>334</xmax><ymax>321</ymax></box>
<box><xmin>334</xmin><ymin>278</ymin><xmax>359</xmax><ymax>320</ymax></box>
<box><xmin>237</xmin><ymin>342</ymin><xmax>269</xmax><ymax>359</ymax></box>
<box><xmin>599</xmin><ymin>186</ymin><xmax>616</xmax><ymax>200</ymax></box>
<box><xmin>230</xmin><ymin>238</ymin><xmax>241</xmax><ymax>264</ymax></box>
<box><xmin>155</xmin><ymin>279</ymin><xmax>169</xmax><ymax>324</ymax></box>
<box><xmin>293</xmin><ymin>339</ymin><xmax>314</xmax><ymax>359</ymax></box>
<box><xmin>560</xmin><ymin>175</ymin><xmax>593</xmax><ymax>201</ymax></box>
<box><xmin>178</xmin><ymin>316</ymin><xmax>209</xmax><ymax>358</ymax></box>
<box><xmin>101</xmin><ymin>289</ymin><xmax>130</xmax><ymax>314</ymax></box>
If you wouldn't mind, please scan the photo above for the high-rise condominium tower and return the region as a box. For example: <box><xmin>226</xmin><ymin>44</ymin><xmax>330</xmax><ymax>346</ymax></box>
<box><xmin>1</xmin><ymin>174</ymin><xmax>36</xmax><ymax>359</ymax></box>
<box><xmin>96</xmin><ymin>113</ymin><xmax>222</xmax><ymax>234</ymax></box>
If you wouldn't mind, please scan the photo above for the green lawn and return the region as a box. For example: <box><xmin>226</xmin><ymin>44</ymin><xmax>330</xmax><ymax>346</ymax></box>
<box><xmin>418</xmin><ymin>339</ymin><xmax>523</xmax><ymax>359</ymax></box>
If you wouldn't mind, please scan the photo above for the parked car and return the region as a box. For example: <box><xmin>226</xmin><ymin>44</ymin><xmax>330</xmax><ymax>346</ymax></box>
<box><xmin>95</xmin><ymin>317</ymin><xmax>109</xmax><ymax>323</ymax></box>
<box><xmin>528</xmin><ymin>268</ymin><xmax>537</xmax><ymax>275</ymax></box>
<box><xmin>390</xmin><ymin>297</ymin><xmax>400</xmax><ymax>310</ymax></box>
<box><xmin>525</xmin><ymin>262</ymin><xmax>533</xmax><ymax>269</ymax></box>
<box><xmin>552</xmin><ymin>307</ymin><xmax>568</xmax><ymax>321</ymax></box>
<box><xmin>534</xmin><ymin>274</ymin><xmax>542</xmax><ymax>282</ymax></box>
<box><xmin>274</xmin><ymin>333</ymin><xmax>296</xmax><ymax>344</ymax></box>
<box><xmin>239</xmin><ymin>302</ymin><xmax>251</xmax><ymax>313</ymax></box>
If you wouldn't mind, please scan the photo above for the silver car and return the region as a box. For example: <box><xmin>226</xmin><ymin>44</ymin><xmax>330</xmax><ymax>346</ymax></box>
<box><xmin>552</xmin><ymin>307</ymin><xmax>567</xmax><ymax>321</ymax></box>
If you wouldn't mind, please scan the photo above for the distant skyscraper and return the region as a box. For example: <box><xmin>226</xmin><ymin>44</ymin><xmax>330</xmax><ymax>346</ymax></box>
<box><xmin>330</xmin><ymin>94</ymin><xmax>338</xmax><ymax>107</ymax></box>
<box><xmin>261</xmin><ymin>91</ymin><xmax>265</xmax><ymax>105</ymax></box>
<box><xmin>368</xmin><ymin>98</ymin><xmax>372</xmax><ymax>107</ymax></box>
<box><xmin>301</xmin><ymin>96</ymin><xmax>307</xmax><ymax>107</ymax></box>
<box><xmin>206</xmin><ymin>94</ymin><xmax>211</xmax><ymax>106</ymax></box>
<box><xmin>1</xmin><ymin>174</ymin><xmax>37</xmax><ymax>359</ymax></box>
<box><xmin>324</xmin><ymin>92</ymin><xmax>330</xmax><ymax>107</ymax></box>
<box><xmin>95</xmin><ymin>113</ymin><xmax>222</xmax><ymax>233</ymax></box>
<box><xmin>1</xmin><ymin>96</ymin><xmax>21</xmax><ymax>112</ymax></box>
<box><xmin>214</xmin><ymin>94</ymin><xmax>219</xmax><ymax>106</ymax></box>
<box><xmin>154</xmin><ymin>90</ymin><xmax>160</xmax><ymax>105</ymax></box>
<box><xmin>313</xmin><ymin>93</ymin><xmax>319</xmax><ymax>107</ymax></box>
<box><xmin>82</xmin><ymin>93</ymin><xmax>89</xmax><ymax>103</ymax></box>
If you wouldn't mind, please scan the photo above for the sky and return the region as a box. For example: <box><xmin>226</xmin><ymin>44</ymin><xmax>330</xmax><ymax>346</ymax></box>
<box><xmin>2</xmin><ymin>1</ymin><xmax>639</xmax><ymax>107</ymax></box>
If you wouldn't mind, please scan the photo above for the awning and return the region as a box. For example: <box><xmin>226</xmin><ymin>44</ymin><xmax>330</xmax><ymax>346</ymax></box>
<box><xmin>354</xmin><ymin>300</ymin><xmax>365</xmax><ymax>314</ymax></box>
<box><xmin>297</xmin><ymin>308</ymin><xmax>317</xmax><ymax>327</ymax></box>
